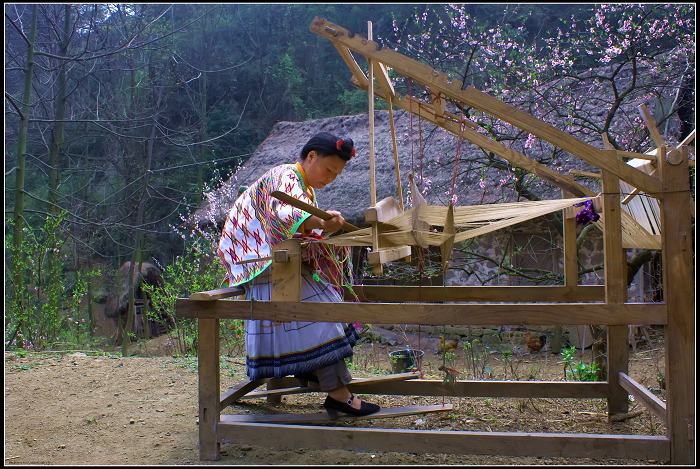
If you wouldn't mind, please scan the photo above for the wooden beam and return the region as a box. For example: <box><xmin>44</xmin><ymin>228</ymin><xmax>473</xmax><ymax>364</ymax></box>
<box><xmin>240</xmin><ymin>371</ymin><xmax>422</xmax><ymax>400</ymax></box>
<box><xmin>336</xmin><ymin>378</ymin><xmax>609</xmax><ymax>399</ymax></box>
<box><xmin>367</xmin><ymin>245</ymin><xmax>412</xmax><ymax>266</ymax></box>
<box><xmin>331</xmin><ymin>43</ymin><xmax>368</xmax><ymax>87</ymax></box>
<box><xmin>618</xmin><ymin>372</ymin><xmax>667</xmax><ymax>425</ymax></box>
<box><xmin>602</xmin><ymin>169</ymin><xmax>630</xmax><ymax>418</ymax></box>
<box><xmin>429</xmin><ymin>87</ymin><xmax>446</xmax><ymax>124</ymax></box>
<box><xmin>311</xmin><ymin>17</ymin><xmax>662</xmax><ymax>195</ymax></box>
<box><xmin>658</xmin><ymin>146</ymin><xmax>695</xmax><ymax>464</ymax></box>
<box><xmin>372</xmin><ymin>61</ymin><xmax>394</xmax><ymax>98</ymax></box>
<box><xmin>351</xmin><ymin>285</ymin><xmax>605</xmax><ymax>302</ymax></box>
<box><xmin>218</xmin><ymin>422</ymin><xmax>670</xmax><ymax>460</ymax></box>
<box><xmin>638</xmin><ymin>104</ymin><xmax>666</xmax><ymax>149</ymax></box>
<box><xmin>240</xmin><ymin>371</ymin><xmax>421</xmax><ymax>400</ymax></box>
<box><xmin>190</xmin><ymin>286</ymin><xmax>245</xmax><ymax>301</ymax></box>
<box><xmin>678</xmin><ymin>129</ymin><xmax>695</xmax><ymax>147</ymax></box>
<box><xmin>570</xmin><ymin>169</ymin><xmax>602</xmax><ymax>179</ymax></box>
<box><xmin>198</xmin><ymin>318</ymin><xmax>221</xmax><ymax>461</ymax></box>
<box><xmin>219</xmin><ymin>379</ymin><xmax>269</xmax><ymax>411</ymax></box>
<box><xmin>221</xmin><ymin>404</ymin><xmax>452</xmax><ymax>425</ymax></box>
<box><xmin>175</xmin><ymin>299</ymin><xmax>668</xmax><ymax>326</ymax></box>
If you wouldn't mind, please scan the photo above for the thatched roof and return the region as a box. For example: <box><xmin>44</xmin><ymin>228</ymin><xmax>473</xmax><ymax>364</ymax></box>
<box><xmin>192</xmin><ymin>109</ymin><xmax>599</xmax><ymax>229</ymax></box>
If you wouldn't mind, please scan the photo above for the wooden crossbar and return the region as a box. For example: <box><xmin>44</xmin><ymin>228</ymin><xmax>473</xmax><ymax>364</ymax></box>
<box><xmin>218</xmin><ymin>422</ymin><xmax>670</xmax><ymax>460</ymax></box>
<box><xmin>190</xmin><ymin>286</ymin><xmax>245</xmax><ymax>301</ymax></box>
<box><xmin>618</xmin><ymin>372</ymin><xmax>667</xmax><ymax>425</ymax></box>
<box><xmin>237</xmin><ymin>372</ymin><xmax>421</xmax><ymax>401</ymax></box>
<box><xmin>221</xmin><ymin>404</ymin><xmax>452</xmax><ymax>425</ymax></box>
<box><xmin>175</xmin><ymin>298</ymin><xmax>668</xmax><ymax>325</ymax></box>
<box><xmin>352</xmin><ymin>285</ymin><xmax>606</xmax><ymax>303</ymax></box>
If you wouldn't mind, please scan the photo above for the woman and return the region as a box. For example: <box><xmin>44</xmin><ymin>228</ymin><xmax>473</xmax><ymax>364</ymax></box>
<box><xmin>217</xmin><ymin>131</ymin><xmax>380</xmax><ymax>417</ymax></box>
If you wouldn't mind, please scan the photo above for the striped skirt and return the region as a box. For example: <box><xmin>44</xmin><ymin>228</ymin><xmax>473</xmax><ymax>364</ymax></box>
<box><xmin>241</xmin><ymin>265</ymin><xmax>360</xmax><ymax>380</ymax></box>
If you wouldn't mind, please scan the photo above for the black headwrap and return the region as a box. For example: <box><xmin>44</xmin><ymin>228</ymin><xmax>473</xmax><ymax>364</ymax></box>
<box><xmin>300</xmin><ymin>131</ymin><xmax>356</xmax><ymax>161</ymax></box>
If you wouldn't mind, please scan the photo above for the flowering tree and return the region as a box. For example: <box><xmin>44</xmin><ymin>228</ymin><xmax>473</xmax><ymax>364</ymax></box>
<box><xmin>387</xmin><ymin>4</ymin><xmax>694</xmax><ymax>200</ymax></box>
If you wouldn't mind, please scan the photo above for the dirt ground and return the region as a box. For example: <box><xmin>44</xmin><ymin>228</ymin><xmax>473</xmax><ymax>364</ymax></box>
<box><xmin>4</xmin><ymin>329</ymin><xmax>670</xmax><ymax>465</ymax></box>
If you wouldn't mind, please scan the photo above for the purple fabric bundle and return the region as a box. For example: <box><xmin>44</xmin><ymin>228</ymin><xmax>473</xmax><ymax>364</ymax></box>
<box><xmin>575</xmin><ymin>199</ymin><xmax>600</xmax><ymax>225</ymax></box>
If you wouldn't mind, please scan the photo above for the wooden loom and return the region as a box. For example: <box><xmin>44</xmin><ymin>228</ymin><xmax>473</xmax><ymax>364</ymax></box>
<box><xmin>175</xmin><ymin>17</ymin><xmax>695</xmax><ymax>464</ymax></box>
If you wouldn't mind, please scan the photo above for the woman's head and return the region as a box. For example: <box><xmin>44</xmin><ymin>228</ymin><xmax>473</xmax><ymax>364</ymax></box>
<box><xmin>299</xmin><ymin>132</ymin><xmax>356</xmax><ymax>189</ymax></box>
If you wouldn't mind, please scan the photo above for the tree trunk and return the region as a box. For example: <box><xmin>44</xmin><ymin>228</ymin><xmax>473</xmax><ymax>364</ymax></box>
<box><xmin>47</xmin><ymin>4</ymin><xmax>71</xmax><ymax>217</ymax></box>
<box><xmin>11</xmin><ymin>5</ymin><xmax>38</xmax><ymax>349</ymax></box>
<box><xmin>122</xmin><ymin>60</ymin><xmax>163</xmax><ymax>354</ymax></box>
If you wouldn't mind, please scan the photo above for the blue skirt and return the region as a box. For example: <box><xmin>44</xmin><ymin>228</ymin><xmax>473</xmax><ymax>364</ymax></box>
<box><xmin>241</xmin><ymin>265</ymin><xmax>359</xmax><ymax>380</ymax></box>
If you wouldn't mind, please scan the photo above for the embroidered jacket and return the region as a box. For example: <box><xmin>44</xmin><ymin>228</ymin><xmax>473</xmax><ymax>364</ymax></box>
<box><xmin>217</xmin><ymin>163</ymin><xmax>316</xmax><ymax>286</ymax></box>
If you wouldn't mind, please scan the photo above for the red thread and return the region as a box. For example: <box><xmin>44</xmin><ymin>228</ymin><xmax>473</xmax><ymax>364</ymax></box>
<box><xmin>336</xmin><ymin>139</ymin><xmax>344</xmax><ymax>151</ymax></box>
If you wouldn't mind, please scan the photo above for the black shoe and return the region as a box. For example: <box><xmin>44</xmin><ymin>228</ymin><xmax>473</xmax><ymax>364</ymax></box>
<box><xmin>323</xmin><ymin>394</ymin><xmax>381</xmax><ymax>417</ymax></box>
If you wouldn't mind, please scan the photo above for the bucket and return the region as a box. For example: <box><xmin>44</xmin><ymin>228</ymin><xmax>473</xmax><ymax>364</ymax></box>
<box><xmin>388</xmin><ymin>349</ymin><xmax>424</xmax><ymax>373</ymax></box>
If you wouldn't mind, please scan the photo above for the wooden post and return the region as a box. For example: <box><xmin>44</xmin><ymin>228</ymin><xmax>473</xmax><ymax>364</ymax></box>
<box><xmin>658</xmin><ymin>145</ymin><xmax>695</xmax><ymax>464</ymax></box>
<box><xmin>554</xmin><ymin>189</ymin><xmax>579</xmax><ymax>355</ymax></box>
<box><xmin>601</xmin><ymin>170</ymin><xmax>629</xmax><ymax>418</ymax></box>
<box><xmin>198</xmin><ymin>317</ymin><xmax>220</xmax><ymax>460</ymax></box>
<box><xmin>387</xmin><ymin>96</ymin><xmax>404</xmax><ymax>212</ymax></box>
<box><xmin>367</xmin><ymin>21</ymin><xmax>382</xmax><ymax>275</ymax></box>
<box><xmin>267</xmin><ymin>239</ymin><xmax>302</xmax><ymax>404</ymax></box>
<box><xmin>367</xmin><ymin>21</ymin><xmax>377</xmax><ymax>208</ymax></box>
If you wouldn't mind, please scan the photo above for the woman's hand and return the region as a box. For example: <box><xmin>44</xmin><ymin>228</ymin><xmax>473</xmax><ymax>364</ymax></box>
<box><xmin>322</xmin><ymin>211</ymin><xmax>345</xmax><ymax>234</ymax></box>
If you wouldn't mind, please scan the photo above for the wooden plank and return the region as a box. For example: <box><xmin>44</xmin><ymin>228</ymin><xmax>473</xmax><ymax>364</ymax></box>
<box><xmin>190</xmin><ymin>286</ymin><xmax>245</xmax><ymax>301</ymax></box>
<box><xmin>638</xmin><ymin>104</ymin><xmax>666</xmax><ymax>149</ymax></box>
<box><xmin>240</xmin><ymin>378</ymin><xmax>608</xmax><ymax>400</ymax></box>
<box><xmin>367</xmin><ymin>21</ymin><xmax>377</xmax><ymax>208</ymax></box>
<box><xmin>271</xmin><ymin>239</ymin><xmax>301</xmax><ymax>303</ymax></box>
<box><xmin>221</xmin><ymin>404</ymin><xmax>452</xmax><ymax>425</ymax></box>
<box><xmin>372</xmin><ymin>61</ymin><xmax>395</xmax><ymax>98</ymax></box>
<box><xmin>602</xmin><ymin>170</ymin><xmax>629</xmax><ymax>418</ymax></box>
<box><xmin>198</xmin><ymin>318</ymin><xmax>220</xmax><ymax>461</ymax></box>
<box><xmin>570</xmin><ymin>169</ymin><xmax>602</xmax><ymax>179</ymax></box>
<box><xmin>339</xmin><ymin>379</ymin><xmax>609</xmax><ymax>399</ymax></box>
<box><xmin>269</xmin><ymin>239</ymin><xmax>302</xmax><ymax>405</ymax></box>
<box><xmin>218</xmin><ymin>421</ymin><xmax>670</xmax><ymax>460</ymax></box>
<box><xmin>240</xmin><ymin>372</ymin><xmax>422</xmax><ymax>400</ymax></box>
<box><xmin>220</xmin><ymin>379</ymin><xmax>270</xmax><ymax>411</ymax></box>
<box><xmin>367</xmin><ymin>246</ymin><xmax>412</xmax><ymax>266</ymax></box>
<box><xmin>310</xmin><ymin>17</ymin><xmax>662</xmax><ymax>195</ymax></box>
<box><xmin>351</xmin><ymin>285</ymin><xmax>605</xmax><ymax>302</ymax></box>
<box><xmin>618</xmin><ymin>372</ymin><xmax>667</xmax><ymax>425</ymax></box>
<box><xmin>175</xmin><ymin>298</ymin><xmax>667</xmax><ymax>326</ymax></box>
<box><xmin>658</xmin><ymin>146</ymin><xmax>695</xmax><ymax>464</ymax></box>
<box><xmin>331</xmin><ymin>43</ymin><xmax>368</xmax><ymax>87</ymax></box>
<box><xmin>365</xmin><ymin>196</ymin><xmax>402</xmax><ymax>223</ymax></box>
<box><xmin>271</xmin><ymin>191</ymin><xmax>360</xmax><ymax>232</ymax></box>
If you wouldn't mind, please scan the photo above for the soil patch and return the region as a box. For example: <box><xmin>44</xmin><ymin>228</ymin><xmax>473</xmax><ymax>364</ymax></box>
<box><xmin>4</xmin><ymin>329</ymin><xmax>668</xmax><ymax>465</ymax></box>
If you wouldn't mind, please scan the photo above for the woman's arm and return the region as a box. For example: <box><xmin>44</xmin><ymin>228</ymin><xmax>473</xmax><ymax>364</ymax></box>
<box><xmin>299</xmin><ymin>211</ymin><xmax>345</xmax><ymax>235</ymax></box>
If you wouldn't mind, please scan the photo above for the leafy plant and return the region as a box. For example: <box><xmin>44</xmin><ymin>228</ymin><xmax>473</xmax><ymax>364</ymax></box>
<box><xmin>143</xmin><ymin>235</ymin><xmax>239</xmax><ymax>356</ymax></box>
<box><xmin>561</xmin><ymin>344</ymin><xmax>601</xmax><ymax>381</ymax></box>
